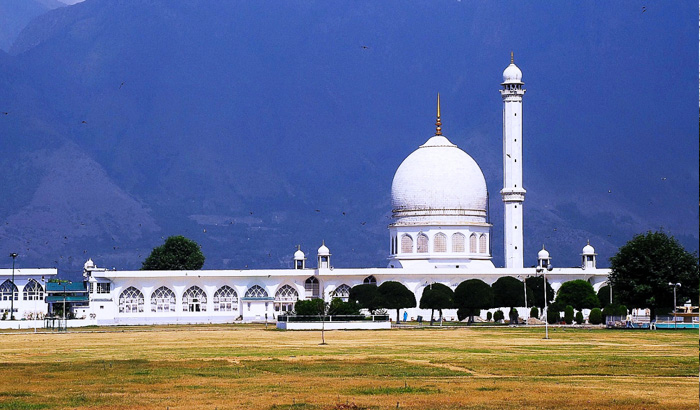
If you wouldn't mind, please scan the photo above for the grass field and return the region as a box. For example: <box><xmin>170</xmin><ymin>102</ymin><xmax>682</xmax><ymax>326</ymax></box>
<box><xmin>0</xmin><ymin>325</ymin><xmax>696</xmax><ymax>409</ymax></box>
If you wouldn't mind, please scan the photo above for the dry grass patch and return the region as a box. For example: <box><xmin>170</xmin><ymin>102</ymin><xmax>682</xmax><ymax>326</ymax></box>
<box><xmin>0</xmin><ymin>326</ymin><xmax>696</xmax><ymax>409</ymax></box>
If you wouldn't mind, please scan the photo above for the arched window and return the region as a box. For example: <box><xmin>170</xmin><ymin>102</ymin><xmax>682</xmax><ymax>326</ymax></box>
<box><xmin>182</xmin><ymin>286</ymin><xmax>207</xmax><ymax>312</ymax></box>
<box><xmin>305</xmin><ymin>276</ymin><xmax>320</xmax><ymax>298</ymax></box>
<box><xmin>23</xmin><ymin>279</ymin><xmax>43</xmax><ymax>301</ymax></box>
<box><xmin>434</xmin><ymin>233</ymin><xmax>447</xmax><ymax>253</ymax></box>
<box><xmin>401</xmin><ymin>234</ymin><xmax>413</xmax><ymax>253</ymax></box>
<box><xmin>332</xmin><ymin>284</ymin><xmax>351</xmax><ymax>302</ymax></box>
<box><xmin>363</xmin><ymin>275</ymin><xmax>377</xmax><ymax>285</ymax></box>
<box><xmin>452</xmin><ymin>233</ymin><xmax>465</xmax><ymax>253</ymax></box>
<box><xmin>213</xmin><ymin>286</ymin><xmax>238</xmax><ymax>312</ymax></box>
<box><xmin>275</xmin><ymin>284</ymin><xmax>298</xmax><ymax>312</ymax></box>
<box><xmin>245</xmin><ymin>285</ymin><xmax>268</xmax><ymax>298</ymax></box>
<box><xmin>479</xmin><ymin>234</ymin><xmax>488</xmax><ymax>254</ymax></box>
<box><xmin>151</xmin><ymin>286</ymin><xmax>176</xmax><ymax>313</ymax></box>
<box><xmin>119</xmin><ymin>286</ymin><xmax>144</xmax><ymax>313</ymax></box>
<box><xmin>469</xmin><ymin>233</ymin><xmax>478</xmax><ymax>253</ymax></box>
<box><xmin>417</xmin><ymin>233</ymin><xmax>429</xmax><ymax>253</ymax></box>
<box><xmin>0</xmin><ymin>280</ymin><xmax>18</xmax><ymax>301</ymax></box>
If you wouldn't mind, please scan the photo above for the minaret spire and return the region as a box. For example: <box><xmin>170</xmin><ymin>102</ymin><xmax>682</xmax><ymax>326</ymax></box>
<box><xmin>510</xmin><ymin>51</ymin><xmax>514</xmax><ymax>64</ymax></box>
<box><xmin>435</xmin><ymin>93</ymin><xmax>442</xmax><ymax>135</ymax></box>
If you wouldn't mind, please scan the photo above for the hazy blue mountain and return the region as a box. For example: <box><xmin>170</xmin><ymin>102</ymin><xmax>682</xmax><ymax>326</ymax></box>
<box><xmin>0</xmin><ymin>1</ymin><xmax>697</xmax><ymax>280</ymax></box>
<box><xmin>0</xmin><ymin>0</ymin><xmax>64</xmax><ymax>52</ymax></box>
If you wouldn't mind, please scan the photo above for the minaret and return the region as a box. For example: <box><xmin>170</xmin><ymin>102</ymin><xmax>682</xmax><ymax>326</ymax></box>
<box><xmin>500</xmin><ymin>52</ymin><xmax>526</xmax><ymax>269</ymax></box>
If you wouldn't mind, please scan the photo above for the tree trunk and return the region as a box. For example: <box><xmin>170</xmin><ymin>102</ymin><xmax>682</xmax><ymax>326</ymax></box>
<box><xmin>396</xmin><ymin>308</ymin><xmax>400</xmax><ymax>324</ymax></box>
<box><xmin>430</xmin><ymin>309</ymin><xmax>434</xmax><ymax>326</ymax></box>
<box><xmin>438</xmin><ymin>309</ymin><xmax>443</xmax><ymax>326</ymax></box>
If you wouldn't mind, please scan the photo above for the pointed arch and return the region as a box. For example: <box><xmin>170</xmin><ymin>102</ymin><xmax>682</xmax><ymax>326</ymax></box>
<box><xmin>304</xmin><ymin>276</ymin><xmax>320</xmax><ymax>298</ymax></box>
<box><xmin>23</xmin><ymin>279</ymin><xmax>43</xmax><ymax>301</ymax></box>
<box><xmin>182</xmin><ymin>286</ymin><xmax>207</xmax><ymax>312</ymax></box>
<box><xmin>479</xmin><ymin>234</ymin><xmax>488</xmax><ymax>254</ymax></box>
<box><xmin>0</xmin><ymin>280</ymin><xmax>18</xmax><ymax>301</ymax></box>
<box><xmin>469</xmin><ymin>233</ymin><xmax>478</xmax><ymax>253</ymax></box>
<box><xmin>151</xmin><ymin>286</ymin><xmax>176</xmax><ymax>313</ymax></box>
<box><xmin>401</xmin><ymin>234</ymin><xmax>413</xmax><ymax>253</ymax></box>
<box><xmin>119</xmin><ymin>286</ymin><xmax>144</xmax><ymax>313</ymax></box>
<box><xmin>213</xmin><ymin>285</ymin><xmax>238</xmax><ymax>312</ymax></box>
<box><xmin>332</xmin><ymin>284</ymin><xmax>351</xmax><ymax>301</ymax></box>
<box><xmin>434</xmin><ymin>233</ymin><xmax>447</xmax><ymax>253</ymax></box>
<box><xmin>274</xmin><ymin>284</ymin><xmax>298</xmax><ymax>313</ymax></box>
<box><xmin>245</xmin><ymin>285</ymin><xmax>268</xmax><ymax>298</ymax></box>
<box><xmin>417</xmin><ymin>233</ymin><xmax>429</xmax><ymax>253</ymax></box>
<box><xmin>452</xmin><ymin>233</ymin><xmax>465</xmax><ymax>253</ymax></box>
<box><xmin>363</xmin><ymin>275</ymin><xmax>377</xmax><ymax>285</ymax></box>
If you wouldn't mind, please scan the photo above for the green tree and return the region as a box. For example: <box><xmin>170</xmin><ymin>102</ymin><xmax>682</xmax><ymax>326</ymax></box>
<box><xmin>377</xmin><ymin>281</ymin><xmax>416</xmax><ymax>323</ymax></box>
<box><xmin>327</xmin><ymin>298</ymin><xmax>361</xmax><ymax>316</ymax></box>
<box><xmin>575</xmin><ymin>311</ymin><xmax>584</xmax><ymax>325</ymax></box>
<box><xmin>597</xmin><ymin>284</ymin><xmax>615</xmax><ymax>307</ymax></box>
<box><xmin>419</xmin><ymin>283</ymin><xmax>454</xmax><ymax>325</ymax></box>
<box><xmin>294</xmin><ymin>298</ymin><xmax>325</xmax><ymax>316</ymax></box>
<box><xmin>554</xmin><ymin>280</ymin><xmax>599</xmax><ymax>311</ymax></box>
<box><xmin>609</xmin><ymin>231</ymin><xmax>699</xmax><ymax>320</ymax></box>
<box><xmin>525</xmin><ymin>276</ymin><xmax>554</xmax><ymax>308</ymax></box>
<box><xmin>141</xmin><ymin>235</ymin><xmax>205</xmax><ymax>270</ymax></box>
<box><xmin>349</xmin><ymin>284</ymin><xmax>381</xmax><ymax>314</ymax></box>
<box><xmin>492</xmin><ymin>276</ymin><xmax>527</xmax><ymax>324</ymax></box>
<box><xmin>454</xmin><ymin>279</ymin><xmax>493</xmax><ymax>324</ymax></box>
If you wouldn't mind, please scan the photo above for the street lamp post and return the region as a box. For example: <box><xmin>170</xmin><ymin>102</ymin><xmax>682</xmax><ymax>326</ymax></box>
<box><xmin>668</xmin><ymin>282</ymin><xmax>681</xmax><ymax>330</ymax></box>
<box><xmin>9</xmin><ymin>253</ymin><xmax>17</xmax><ymax>320</ymax></box>
<box><xmin>538</xmin><ymin>263</ymin><xmax>554</xmax><ymax>339</ymax></box>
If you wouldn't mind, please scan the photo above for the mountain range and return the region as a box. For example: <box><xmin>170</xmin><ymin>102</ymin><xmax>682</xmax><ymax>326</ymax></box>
<box><xmin>0</xmin><ymin>0</ymin><xmax>697</xmax><ymax>280</ymax></box>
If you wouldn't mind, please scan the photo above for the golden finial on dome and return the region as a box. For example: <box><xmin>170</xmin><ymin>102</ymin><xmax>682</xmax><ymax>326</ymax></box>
<box><xmin>435</xmin><ymin>93</ymin><xmax>442</xmax><ymax>136</ymax></box>
<box><xmin>510</xmin><ymin>51</ymin><xmax>514</xmax><ymax>64</ymax></box>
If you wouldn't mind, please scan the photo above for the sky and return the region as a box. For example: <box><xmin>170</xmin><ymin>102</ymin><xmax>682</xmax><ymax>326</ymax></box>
<box><xmin>0</xmin><ymin>0</ymin><xmax>697</xmax><ymax>277</ymax></box>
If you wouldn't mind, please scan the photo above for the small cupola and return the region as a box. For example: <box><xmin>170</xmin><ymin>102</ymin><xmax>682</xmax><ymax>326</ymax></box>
<box><xmin>317</xmin><ymin>241</ymin><xmax>331</xmax><ymax>269</ymax></box>
<box><xmin>537</xmin><ymin>245</ymin><xmax>551</xmax><ymax>269</ymax></box>
<box><xmin>581</xmin><ymin>240</ymin><xmax>597</xmax><ymax>270</ymax></box>
<box><xmin>293</xmin><ymin>246</ymin><xmax>306</xmax><ymax>270</ymax></box>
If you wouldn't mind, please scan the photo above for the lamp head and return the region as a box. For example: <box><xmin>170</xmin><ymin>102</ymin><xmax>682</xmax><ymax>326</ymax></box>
<box><xmin>9</xmin><ymin>253</ymin><xmax>17</xmax><ymax>258</ymax></box>
<box><xmin>547</xmin><ymin>264</ymin><xmax>553</xmax><ymax>271</ymax></box>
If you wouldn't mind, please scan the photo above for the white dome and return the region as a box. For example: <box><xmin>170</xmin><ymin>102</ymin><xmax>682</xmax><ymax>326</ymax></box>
<box><xmin>317</xmin><ymin>243</ymin><xmax>330</xmax><ymax>256</ymax></box>
<box><xmin>582</xmin><ymin>242</ymin><xmax>596</xmax><ymax>255</ymax></box>
<box><xmin>294</xmin><ymin>249</ymin><xmax>305</xmax><ymax>260</ymax></box>
<box><xmin>391</xmin><ymin>135</ymin><xmax>488</xmax><ymax>225</ymax></box>
<box><xmin>502</xmin><ymin>63</ymin><xmax>523</xmax><ymax>84</ymax></box>
<box><xmin>538</xmin><ymin>247</ymin><xmax>550</xmax><ymax>259</ymax></box>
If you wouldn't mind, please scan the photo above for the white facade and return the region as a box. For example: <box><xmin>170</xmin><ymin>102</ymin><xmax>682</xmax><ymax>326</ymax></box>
<box><xmin>0</xmin><ymin>268</ymin><xmax>57</xmax><ymax>321</ymax></box>
<box><xmin>71</xmin><ymin>57</ymin><xmax>610</xmax><ymax>326</ymax></box>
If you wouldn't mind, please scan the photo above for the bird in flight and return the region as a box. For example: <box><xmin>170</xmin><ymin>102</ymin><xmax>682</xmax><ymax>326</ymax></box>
<box><xmin>81</xmin><ymin>120</ymin><xmax>87</xmax><ymax>124</ymax></box>
<box><xmin>642</xmin><ymin>6</ymin><xmax>647</xmax><ymax>12</ymax></box>
<box><xmin>119</xmin><ymin>82</ymin><xmax>125</xmax><ymax>89</ymax></box>
<box><xmin>361</xmin><ymin>45</ymin><xmax>369</xmax><ymax>49</ymax></box>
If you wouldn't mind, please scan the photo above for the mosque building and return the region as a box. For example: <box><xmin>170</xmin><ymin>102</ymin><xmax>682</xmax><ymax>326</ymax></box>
<box><xmin>0</xmin><ymin>55</ymin><xmax>609</xmax><ymax>326</ymax></box>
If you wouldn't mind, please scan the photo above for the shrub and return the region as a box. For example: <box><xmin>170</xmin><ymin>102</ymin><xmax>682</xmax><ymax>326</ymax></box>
<box><xmin>294</xmin><ymin>299</ymin><xmax>325</xmax><ymax>316</ymax></box>
<box><xmin>328</xmin><ymin>298</ymin><xmax>361</xmax><ymax>315</ymax></box>
<box><xmin>486</xmin><ymin>311</ymin><xmax>492</xmax><ymax>322</ymax></box>
<box><xmin>493</xmin><ymin>309</ymin><xmax>504</xmax><ymax>322</ymax></box>
<box><xmin>509</xmin><ymin>307</ymin><xmax>519</xmax><ymax>324</ymax></box>
<box><xmin>564</xmin><ymin>305</ymin><xmax>574</xmax><ymax>324</ymax></box>
<box><xmin>457</xmin><ymin>308</ymin><xmax>480</xmax><ymax>323</ymax></box>
<box><xmin>529</xmin><ymin>306</ymin><xmax>539</xmax><ymax>318</ymax></box>
<box><xmin>602</xmin><ymin>303</ymin><xmax>628</xmax><ymax>319</ymax></box>
<box><xmin>547</xmin><ymin>310</ymin><xmax>560</xmax><ymax>324</ymax></box>
<box><xmin>575</xmin><ymin>311</ymin><xmax>584</xmax><ymax>324</ymax></box>
<box><xmin>589</xmin><ymin>308</ymin><xmax>603</xmax><ymax>324</ymax></box>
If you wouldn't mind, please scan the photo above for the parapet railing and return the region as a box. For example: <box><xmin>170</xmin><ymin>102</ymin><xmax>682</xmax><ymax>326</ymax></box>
<box><xmin>277</xmin><ymin>315</ymin><xmax>389</xmax><ymax>322</ymax></box>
